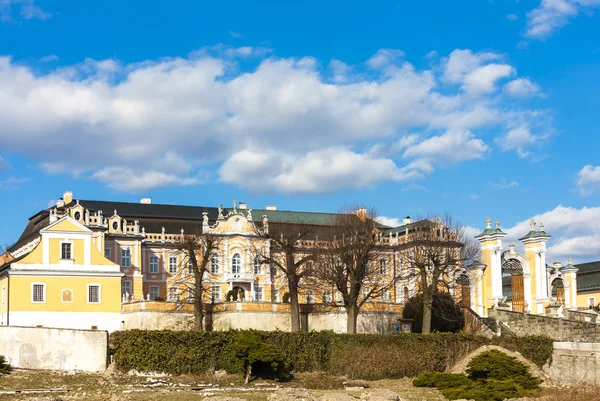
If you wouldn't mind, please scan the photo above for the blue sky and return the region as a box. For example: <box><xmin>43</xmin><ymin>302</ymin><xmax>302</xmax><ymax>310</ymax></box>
<box><xmin>1</xmin><ymin>0</ymin><xmax>599</xmax><ymax>262</ymax></box>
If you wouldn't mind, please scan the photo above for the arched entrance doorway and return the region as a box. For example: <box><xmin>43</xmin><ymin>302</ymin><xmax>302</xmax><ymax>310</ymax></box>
<box><xmin>551</xmin><ymin>278</ymin><xmax>565</xmax><ymax>306</ymax></box>
<box><xmin>502</xmin><ymin>258</ymin><xmax>525</xmax><ymax>312</ymax></box>
<box><xmin>456</xmin><ymin>274</ymin><xmax>471</xmax><ymax>308</ymax></box>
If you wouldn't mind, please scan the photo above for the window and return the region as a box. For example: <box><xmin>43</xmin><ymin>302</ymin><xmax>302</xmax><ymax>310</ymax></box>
<box><xmin>87</xmin><ymin>284</ymin><xmax>101</xmax><ymax>304</ymax></box>
<box><xmin>210</xmin><ymin>253</ymin><xmax>219</xmax><ymax>274</ymax></box>
<box><xmin>253</xmin><ymin>286</ymin><xmax>263</xmax><ymax>302</ymax></box>
<box><xmin>121</xmin><ymin>281</ymin><xmax>132</xmax><ymax>297</ymax></box>
<box><xmin>149</xmin><ymin>256</ymin><xmax>159</xmax><ymax>273</ymax></box>
<box><xmin>169</xmin><ymin>256</ymin><xmax>177</xmax><ymax>274</ymax></box>
<box><xmin>61</xmin><ymin>242</ymin><xmax>72</xmax><ymax>260</ymax></box>
<box><xmin>404</xmin><ymin>287</ymin><xmax>410</xmax><ymax>302</ymax></box>
<box><xmin>104</xmin><ymin>245</ymin><xmax>111</xmax><ymax>260</ymax></box>
<box><xmin>231</xmin><ymin>253</ymin><xmax>241</xmax><ymax>274</ymax></box>
<box><xmin>211</xmin><ymin>286</ymin><xmax>222</xmax><ymax>302</ymax></box>
<box><xmin>589</xmin><ymin>297</ymin><xmax>596</xmax><ymax>308</ymax></box>
<box><xmin>305</xmin><ymin>290</ymin><xmax>313</xmax><ymax>304</ymax></box>
<box><xmin>149</xmin><ymin>286</ymin><xmax>160</xmax><ymax>300</ymax></box>
<box><xmin>272</xmin><ymin>288</ymin><xmax>279</xmax><ymax>303</ymax></box>
<box><xmin>168</xmin><ymin>287</ymin><xmax>179</xmax><ymax>302</ymax></box>
<box><xmin>32</xmin><ymin>283</ymin><xmax>45</xmax><ymax>303</ymax></box>
<box><xmin>121</xmin><ymin>248</ymin><xmax>131</xmax><ymax>267</ymax></box>
<box><xmin>187</xmin><ymin>288</ymin><xmax>194</xmax><ymax>303</ymax></box>
<box><xmin>323</xmin><ymin>290</ymin><xmax>332</xmax><ymax>303</ymax></box>
<box><xmin>188</xmin><ymin>260</ymin><xmax>194</xmax><ymax>275</ymax></box>
<box><xmin>253</xmin><ymin>258</ymin><xmax>261</xmax><ymax>275</ymax></box>
<box><xmin>379</xmin><ymin>259</ymin><xmax>388</xmax><ymax>275</ymax></box>
<box><xmin>362</xmin><ymin>287</ymin><xmax>370</xmax><ymax>300</ymax></box>
<box><xmin>382</xmin><ymin>289</ymin><xmax>391</xmax><ymax>302</ymax></box>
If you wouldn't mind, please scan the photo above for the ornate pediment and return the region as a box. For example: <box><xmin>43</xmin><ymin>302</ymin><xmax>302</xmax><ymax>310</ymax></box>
<box><xmin>207</xmin><ymin>213</ymin><xmax>258</xmax><ymax>235</ymax></box>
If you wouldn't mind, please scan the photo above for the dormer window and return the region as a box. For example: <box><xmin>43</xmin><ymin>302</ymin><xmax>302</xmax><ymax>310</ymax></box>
<box><xmin>74</xmin><ymin>211</ymin><xmax>81</xmax><ymax>221</ymax></box>
<box><xmin>112</xmin><ymin>221</ymin><xmax>119</xmax><ymax>231</ymax></box>
<box><xmin>61</xmin><ymin>243</ymin><xmax>72</xmax><ymax>260</ymax></box>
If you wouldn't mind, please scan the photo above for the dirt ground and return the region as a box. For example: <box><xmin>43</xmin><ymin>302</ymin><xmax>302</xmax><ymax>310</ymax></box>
<box><xmin>0</xmin><ymin>369</ymin><xmax>598</xmax><ymax>401</ymax></box>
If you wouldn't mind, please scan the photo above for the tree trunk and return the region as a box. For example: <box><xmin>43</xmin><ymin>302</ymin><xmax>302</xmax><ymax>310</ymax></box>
<box><xmin>346</xmin><ymin>305</ymin><xmax>359</xmax><ymax>334</ymax></box>
<box><xmin>422</xmin><ymin>294</ymin><xmax>433</xmax><ymax>334</ymax></box>
<box><xmin>245</xmin><ymin>365</ymin><xmax>252</xmax><ymax>384</ymax></box>
<box><xmin>194</xmin><ymin>300</ymin><xmax>204</xmax><ymax>330</ymax></box>
<box><xmin>289</xmin><ymin>288</ymin><xmax>301</xmax><ymax>332</ymax></box>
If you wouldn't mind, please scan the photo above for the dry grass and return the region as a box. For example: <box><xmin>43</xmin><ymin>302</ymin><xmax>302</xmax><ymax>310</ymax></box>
<box><xmin>541</xmin><ymin>386</ymin><xmax>600</xmax><ymax>401</ymax></box>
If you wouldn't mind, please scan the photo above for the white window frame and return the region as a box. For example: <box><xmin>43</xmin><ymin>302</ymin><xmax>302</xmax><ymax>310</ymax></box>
<box><xmin>211</xmin><ymin>285</ymin><xmax>222</xmax><ymax>302</ymax></box>
<box><xmin>187</xmin><ymin>260</ymin><xmax>194</xmax><ymax>275</ymax></box>
<box><xmin>589</xmin><ymin>297</ymin><xmax>596</xmax><ymax>308</ymax></box>
<box><xmin>60</xmin><ymin>240</ymin><xmax>73</xmax><ymax>260</ymax></box>
<box><xmin>121</xmin><ymin>280</ymin><xmax>132</xmax><ymax>297</ymax></box>
<box><xmin>323</xmin><ymin>290</ymin><xmax>332</xmax><ymax>303</ymax></box>
<box><xmin>149</xmin><ymin>286</ymin><xmax>160</xmax><ymax>300</ymax></box>
<box><xmin>382</xmin><ymin>289</ymin><xmax>391</xmax><ymax>302</ymax></box>
<box><xmin>31</xmin><ymin>282</ymin><xmax>46</xmax><ymax>303</ymax></box>
<box><xmin>253</xmin><ymin>286</ymin><xmax>264</xmax><ymax>302</ymax></box>
<box><xmin>253</xmin><ymin>258</ymin><xmax>261</xmax><ymax>275</ymax></box>
<box><xmin>379</xmin><ymin>259</ymin><xmax>388</xmax><ymax>276</ymax></box>
<box><xmin>210</xmin><ymin>253</ymin><xmax>220</xmax><ymax>274</ymax></box>
<box><xmin>231</xmin><ymin>253</ymin><xmax>242</xmax><ymax>274</ymax></box>
<box><xmin>149</xmin><ymin>256</ymin><xmax>159</xmax><ymax>274</ymax></box>
<box><xmin>168</xmin><ymin>256</ymin><xmax>178</xmax><ymax>274</ymax></box>
<box><xmin>272</xmin><ymin>288</ymin><xmax>279</xmax><ymax>303</ymax></box>
<box><xmin>121</xmin><ymin>248</ymin><xmax>131</xmax><ymax>268</ymax></box>
<box><xmin>87</xmin><ymin>284</ymin><xmax>102</xmax><ymax>304</ymax></box>
<box><xmin>305</xmin><ymin>289</ymin><xmax>313</xmax><ymax>304</ymax></box>
<box><xmin>168</xmin><ymin>286</ymin><xmax>179</xmax><ymax>302</ymax></box>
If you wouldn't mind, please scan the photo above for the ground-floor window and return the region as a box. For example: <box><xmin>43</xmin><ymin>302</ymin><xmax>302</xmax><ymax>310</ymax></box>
<box><xmin>253</xmin><ymin>286</ymin><xmax>264</xmax><ymax>302</ymax></box>
<box><xmin>211</xmin><ymin>286</ymin><xmax>222</xmax><ymax>302</ymax></box>
<box><xmin>589</xmin><ymin>297</ymin><xmax>596</xmax><ymax>308</ymax></box>
<box><xmin>323</xmin><ymin>290</ymin><xmax>332</xmax><ymax>303</ymax></box>
<box><xmin>168</xmin><ymin>286</ymin><xmax>179</xmax><ymax>302</ymax></box>
<box><xmin>87</xmin><ymin>284</ymin><xmax>101</xmax><ymax>304</ymax></box>
<box><xmin>149</xmin><ymin>286</ymin><xmax>160</xmax><ymax>300</ymax></box>
<box><xmin>121</xmin><ymin>281</ymin><xmax>132</xmax><ymax>297</ymax></box>
<box><xmin>31</xmin><ymin>283</ymin><xmax>46</xmax><ymax>303</ymax></box>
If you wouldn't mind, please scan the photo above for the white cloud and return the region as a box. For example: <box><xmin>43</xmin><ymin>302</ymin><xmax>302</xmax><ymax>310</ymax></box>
<box><xmin>503</xmin><ymin>78</ymin><xmax>541</xmax><ymax>98</ymax></box>
<box><xmin>495</xmin><ymin>126</ymin><xmax>539</xmax><ymax>158</ymax></box>
<box><xmin>493</xmin><ymin>180</ymin><xmax>519</xmax><ymax>189</ymax></box>
<box><xmin>0</xmin><ymin>46</ymin><xmax>549</xmax><ymax>193</ymax></box>
<box><xmin>40</xmin><ymin>54</ymin><xmax>59</xmax><ymax>63</ymax></box>
<box><xmin>468</xmin><ymin>194</ymin><xmax>479</xmax><ymax>200</ymax></box>
<box><xmin>229</xmin><ymin>31</ymin><xmax>243</xmax><ymax>38</ymax></box>
<box><xmin>0</xmin><ymin>176</ymin><xmax>29</xmax><ymax>188</ymax></box>
<box><xmin>1</xmin><ymin>0</ymin><xmax>50</xmax><ymax>21</ymax></box>
<box><xmin>525</xmin><ymin>0</ymin><xmax>600</xmax><ymax>40</ymax></box>
<box><xmin>501</xmin><ymin>205</ymin><xmax>600</xmax><ymax>263</ymax></box>
<box><xmin>91</xmin><ymin>168</ymin><xmax>200</xmax><ymax>192</ymax></box>
<box><xmin>367</xmin><ymin>49</ymin><xmax>405</xmax><ymax>69</ymax></box>
<box><xmin>0</xmin><ymin>156</ymin><xmax>9</xmax><ymax>171</ymax></box>
<box><xmin>442</xmin><ymin>49</ymin><xmax>514</xmax><ymax>96</ymax></box>
<box><xmin>575</xmin><ymin>165</ymin><xmax>600</xmax><ymax>196</ymax></box>
<box><xmin>376</xmin><ymin>216</ymin><xmax>402</xmax><ymax>227</ymax></box>
<box><xmin>506</xmin><ymin>14</ymin><xmax>519</xmax><ymax>21</ymax></box>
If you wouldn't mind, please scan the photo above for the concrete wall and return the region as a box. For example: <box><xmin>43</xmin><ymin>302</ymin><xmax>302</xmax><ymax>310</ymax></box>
<box><xmin>0</xmin><ymin>326</ymin><xmax>108</xmax><ymax>372</ymax></box>
<box><xmin>546</xmin><ymin>342</ymin><xmax>600</xmax><ymax>385</ymax></box>
<box><xmin>488</xmin><ymin>308</ymin><xmax>600</xmax><ymax>341</ymax></box>
<box><xmin>121</xmin><ymin>310</ymin><xmax>194</xmax><ymax>331</ymax></box>
<box><xmin>123</xmin><ymin>309</ymin><xmax>402</xmax><ymax>334</ymax></box>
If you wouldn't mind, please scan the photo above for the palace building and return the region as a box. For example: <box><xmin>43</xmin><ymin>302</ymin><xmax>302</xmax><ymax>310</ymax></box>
<box><xmin>1</xmin><ymin>191</ymin><xmax>599</xmax><ymax>332</ymax></box>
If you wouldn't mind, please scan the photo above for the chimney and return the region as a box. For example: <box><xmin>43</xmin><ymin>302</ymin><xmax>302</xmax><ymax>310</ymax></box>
<box><xmin>266</xmin><ymin>205</ymin><xmax>277</xmax><ymax>211</ymax></box>
<box><xmin>239</xmin><ymin>202</ymin><xmax>247</xmax><ymax>210</ymax></box>
<box><xmin>355</xmin><ymin>207</ymin><xmax>367</xmax><ymax>222</ymax></box>
<box><xmin>403</xmin><ymin>216</ymin><xmax>411</xmax><ymax>225</ymax></box>
<box><xmin>56</xmin><ymin>199</ymin><xmax>65</xmax><ymax>208</ymax></box>
<box><xmin>63</xmin><ymin>191</ymin><xmax>73</xmax><ymax>205</ymax></box>
<box><xmin>140</xmin><ymin>198</ymin><xmax>152</xmax><ymax>204</ymax></box>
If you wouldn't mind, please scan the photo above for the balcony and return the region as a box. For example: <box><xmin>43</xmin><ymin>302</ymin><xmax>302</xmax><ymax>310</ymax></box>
<box><xmin>226</xmin><ymin>272</ymin><xmax>254</xmax><ymax>282</ymax></box>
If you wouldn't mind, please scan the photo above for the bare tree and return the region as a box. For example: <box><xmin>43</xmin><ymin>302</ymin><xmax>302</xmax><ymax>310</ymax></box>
<box><xmin>396</xmin><ymin>214</ymin><xmax>478</xmax><ymax>334</ymax></box>
<box><xmin>315</xmin><ymin>206</ymin><xmax>397</xmax><ymax>334</ymax></box>
<box><xmin>177</xmin><ymin>233</ymin><xmax>221</xmax><ymax>330</ymax></box>
<box><xmin>252</xmin><ymin>220</ymin><xmax>317</xmax><ymax>332</ymax></box>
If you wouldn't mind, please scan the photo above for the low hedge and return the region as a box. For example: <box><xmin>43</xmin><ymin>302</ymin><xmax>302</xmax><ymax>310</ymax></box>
<box><xmin>111</xmin><ymin>330</ymin><xmax>553</xmax><ymax>379</ymax></box>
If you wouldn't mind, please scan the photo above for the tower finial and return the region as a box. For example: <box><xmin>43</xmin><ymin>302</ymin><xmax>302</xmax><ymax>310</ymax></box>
<box><xmin>486</xmin><ymin>217</ymin><xmax>492</xmax><ymax>228</ymax></box>
<box><xmin>529</xmin><ymin>218</ymin><xmax>536</xmax><ymax>230</ymax></box>
<box><xmin>539</xmin><ymin>223</ymin><xmax>545</xmax><ymax>232</ymax></box>
<box><xmin>495</xmin><ymin>220</ymin><xmax>500</xmax><ymax>229</ymax></box>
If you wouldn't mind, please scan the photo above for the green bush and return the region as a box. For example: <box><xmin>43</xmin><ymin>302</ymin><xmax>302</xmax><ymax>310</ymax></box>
<box><xmin>282</xmin><ymin>292</ymin><xmax>290</xmax><ymax>303</ymax></box>
<box><xmin>412</xmin><ymin>350</ymin><xmax>541</xmax><ymax>401</ymax></box>
<box><xmin>0</xmin><ymin>355</ymin><xmax>11</xmax><ymax>375</ymax></box>
<box><xmin>231</xmin><ymin>331</ymin><xmax>290</xmax><ymax>382</ymax></box>
<box><xmin>111</xmin><ymin>330</ymin><xmax>553</xmax><ymax>380</ymax></box>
